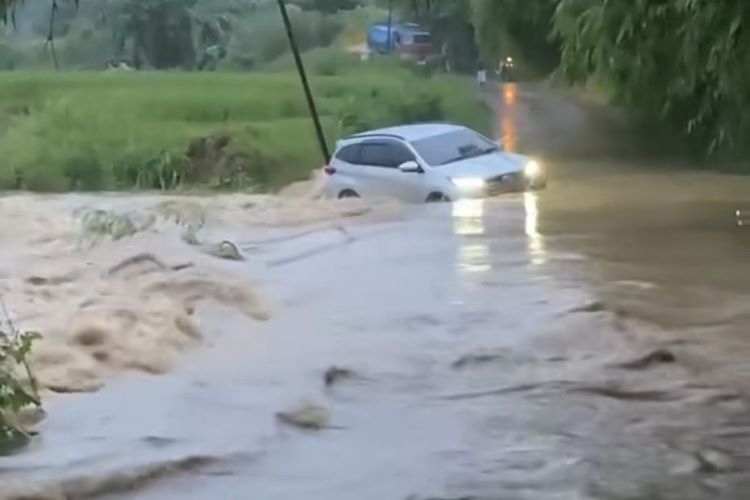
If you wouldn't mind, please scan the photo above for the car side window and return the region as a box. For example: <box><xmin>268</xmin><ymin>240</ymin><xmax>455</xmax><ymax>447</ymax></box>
<box><xmin>389</xmin><ymin>142</ymin><xmax>416</xmax><ymax>166</ymax></box>
<box><xmin>360</xmin><ymin>141</ymin><xmax>415</xmax><ymax>168</ymax></box>
<box><xmin>335</xmin><ymin>144</ymin><xmax>362</xmax><ymax>164</ymax></box>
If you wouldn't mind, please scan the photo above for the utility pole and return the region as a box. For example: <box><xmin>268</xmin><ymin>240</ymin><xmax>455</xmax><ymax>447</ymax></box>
<box><xmin>387</xmin><ymin>0</ymin><xmax>393</xmax><ymax>53</ymax></box>
<box><xmin>276</xmin><ymin>0</ymin><xmax>330</xmax><ymax>163</ymax></box>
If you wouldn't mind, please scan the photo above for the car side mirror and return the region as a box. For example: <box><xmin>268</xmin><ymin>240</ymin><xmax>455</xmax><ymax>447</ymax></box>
<box><xmin>494</xmin><ymin>139</ymin><xmax>505</xmax><ymax>151</ymax></box>
<box><xmin>399</xmin><ymin>160</ymin><xmax>422</xmax><ymax>173</ymax></box>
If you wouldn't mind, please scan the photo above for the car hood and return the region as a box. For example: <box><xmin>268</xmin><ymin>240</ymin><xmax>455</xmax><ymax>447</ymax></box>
<box><xmin>434</xmin><ymin>151</ymin><xmax>529</xmax><ymax>179</ymax></box>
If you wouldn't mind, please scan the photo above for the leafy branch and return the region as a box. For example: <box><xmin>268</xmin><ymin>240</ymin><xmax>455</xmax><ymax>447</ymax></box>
<box><xmin>0</xmin><ymin>300</ymin><xmax>42</xmax><ymax>453</ymax></box>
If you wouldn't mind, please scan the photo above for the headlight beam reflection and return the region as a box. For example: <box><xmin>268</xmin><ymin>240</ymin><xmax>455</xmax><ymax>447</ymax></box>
<box><xmin>453</xmin><ymin>199</ymin><xmax>491</xmax><ymax>275</ymax></box>
<box><xmin>524</xmin><ymin>192</ymin><xmax>547</xmax><ymax>266</ymax></box>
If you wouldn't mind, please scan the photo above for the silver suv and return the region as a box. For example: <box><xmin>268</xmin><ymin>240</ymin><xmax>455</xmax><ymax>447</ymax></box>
<box><xmin>323</xmin><ymin>123</ymin><xmax>546</xmax><ymax>203</ymax></box>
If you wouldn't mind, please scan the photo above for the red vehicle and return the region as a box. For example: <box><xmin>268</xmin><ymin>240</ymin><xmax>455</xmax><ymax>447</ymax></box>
<box><xmin>367</xmin><ymin>22</ymin><xmax>435</xmax><ymax>63</ymax></box>
<box><xmin>396</xmin><ymin>24</ymin><xmax>434</xmax><ymax>61</ymax></box>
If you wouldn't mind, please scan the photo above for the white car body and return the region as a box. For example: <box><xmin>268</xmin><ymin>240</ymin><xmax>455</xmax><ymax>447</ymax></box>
<box><xmin>323</xmin><ymin>123</ymin><xmax>546</xmax><ymax>203</ymax></box>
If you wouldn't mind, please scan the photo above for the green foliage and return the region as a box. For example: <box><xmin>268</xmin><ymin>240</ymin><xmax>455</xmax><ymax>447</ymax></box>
<box><xmin>0</xmin><ymin>68</ymin><xmax>489</xmax><ymax>191</ymax></box>
<box><xmin>0</xmin><ymin>315</ymin><xmax>41</xmax><ymax>455</ymax></box>
<box><xmin>1</xmin><ymin>0</ymin><xmax>347</xmax><ymax>70</ymax></box>
<box><xmin>292</xmin><ymin>0</ymin><xmax>361</xmax><ymax>15</ymax></box>
<box><xmin>471</xmin><ymin>0</ymin><xmax>559</xmax><ymax>71</ymax></box>
<box><xmin>387</xmin><ymin>0</ymin><xmax>750</xmax><ymax>162</ymax></box>
<box><xmin>79</xmin><ymin>209</ymin><xmax>143</xmax><ymax>240</ymax></box>
<box><xmin>90</xmin><ymin>0</ymin><xmax>210</xmax><ymax>69</ymax></box>
<box><xmin>386</xmin><ymin>0</ymin><xmax>558</xmax><ymax>75</ymax></box>
<box><xmin>554</xmin><ymin>0</ymin><xmax>750</xmax><ymax>161</ymax></box>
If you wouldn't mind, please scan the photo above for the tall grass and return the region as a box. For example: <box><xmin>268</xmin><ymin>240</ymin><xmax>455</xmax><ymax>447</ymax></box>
<box><xmin>0</xmin><ymin>65</ymin><xmax>490</xmax><ymax>192</ymax></box>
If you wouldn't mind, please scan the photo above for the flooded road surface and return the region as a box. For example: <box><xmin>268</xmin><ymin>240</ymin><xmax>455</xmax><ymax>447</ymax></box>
<box><xmin>2</xmin><ymin>83</ymin><xmax>750</xmax><ymax>499</ymax></box>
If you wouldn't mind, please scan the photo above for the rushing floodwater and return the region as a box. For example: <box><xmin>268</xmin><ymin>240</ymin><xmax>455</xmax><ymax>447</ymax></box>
<box><xmin>1</xmin><ymin>83</ymin><xmax>750</xmax><ymax>500</ymax></box>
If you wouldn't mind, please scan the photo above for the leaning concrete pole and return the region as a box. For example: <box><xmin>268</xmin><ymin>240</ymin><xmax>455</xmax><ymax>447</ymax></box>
<box><xmin>276</xmin><ymin>0</ymin><xmax>330</xmax><ymax>163</ymax></box>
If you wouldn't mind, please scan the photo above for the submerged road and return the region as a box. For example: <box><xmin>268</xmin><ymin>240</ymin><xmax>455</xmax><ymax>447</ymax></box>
<box><xmin>2</xmin><ymin>83</ymin><xmax>750</xmax><ymax>500</ymax></box>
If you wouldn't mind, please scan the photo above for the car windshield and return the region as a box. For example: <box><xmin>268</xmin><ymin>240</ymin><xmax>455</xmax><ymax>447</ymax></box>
<box><xmin>411</xmin><ymin>129</ymin><xmax>499</xmax><ymax>166</ymax></box>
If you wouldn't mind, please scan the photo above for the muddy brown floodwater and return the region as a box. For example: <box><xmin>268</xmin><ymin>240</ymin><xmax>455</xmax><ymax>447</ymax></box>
<box><xmin>1</xmin><ymin>82</ymin><xmax>749</xmax><ymax>500</ymax></box>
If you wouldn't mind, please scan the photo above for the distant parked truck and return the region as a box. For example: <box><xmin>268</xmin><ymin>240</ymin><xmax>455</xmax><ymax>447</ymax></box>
<box><xmin>367</xmin><ymin>22</ymin><xmax>434</xmax><ymax>61</ymax></box>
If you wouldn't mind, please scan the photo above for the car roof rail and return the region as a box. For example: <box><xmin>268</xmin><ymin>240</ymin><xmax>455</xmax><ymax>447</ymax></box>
<box><xmin>344</xmin><ymin>132</ymin><xmax>406</xmax><ymax>141</ymax></box>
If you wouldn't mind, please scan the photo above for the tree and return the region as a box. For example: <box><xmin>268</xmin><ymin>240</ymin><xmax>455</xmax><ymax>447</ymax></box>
<box><xmin>293</xmin><ymin>0</ymin><xmax>360</xmax><ymax>15</ymax></box>
<box><xmin>470</xmin><ymin>0</ymin><xmax>559</xmax><ymax>71</ymax></box>
<box><xmin>1</xmin><ymin>0</ymin><xmax>80</xmax><ymax>68</ymax></box>
<box><xmin>554</xmin><ymin>0</ymin><xmax>750</xmax><ymax>159</ymax></box>
<box><xmin>385</xmin><ymin>0</ymin><xmax>478</xmax><ymax>72</ymax></box>
<box><xmin>105</xmin><ymin>0</ymin><xmax>200</xmax><ymax>69</ymax></box>
<box><xmin>3</xmin><ymin>0</ymin><xmax>234</xmax><ymax>69</ymax></box>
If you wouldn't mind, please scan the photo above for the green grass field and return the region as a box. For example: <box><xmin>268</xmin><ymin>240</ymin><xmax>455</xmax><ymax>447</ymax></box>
<box><xmin>0</xmin><ymin>60</ymin><xmax>491</xmax><ymax>192</ymax></box>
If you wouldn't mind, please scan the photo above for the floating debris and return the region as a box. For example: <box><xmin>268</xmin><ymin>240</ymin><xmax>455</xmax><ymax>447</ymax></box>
<box><xmin>106</xmin><ymin>253</ymin><xmax>192</xmax><ymax>277</ymax></box>
<box><xmin>614</xmin><ymin>349</ymin><xmax>676</xmax><ymax>370</ymax></box>
<box><xmin>205</xmin><ymin>241</ymin><xmax>244</xmax><ymax>261</ymax></box>
<box><xmin>276</xmin><ymin>402</ymin><xmax>331</xmax><ymax>430</ymax></box>
<box><xmin>324</xmin><ymin>366</ymin><xmax>357</xmax><ymax>387</ymax></box>
<box><xmin>452</xmin><ymin>352</ymin><xmax>503</xmax><ymax>370</ymax></box>
<box><xmin>570</xmin><ymin>301</ymin><xmax>607</xmax><ymax>313</ymax></box>
<box><xmin>696</xmin><ymin>448</ymin><xmax>733</xmax><ymax>474</ymax></box>
<box><xmin>569</xmin><ymin>384</ymin><xmax>680</xmax><ymax>402</ymax></box>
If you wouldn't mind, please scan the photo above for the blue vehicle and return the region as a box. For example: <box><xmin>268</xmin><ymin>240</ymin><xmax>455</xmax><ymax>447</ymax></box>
<box><xmin>367</xmin><ymin>22</ymin><xmax>398</xmax><ymax>54</ymax></box>
<box><xmin>367</xmin><ymin>22</ymin><xmax>433</xmax><ymax>58</ymax></box>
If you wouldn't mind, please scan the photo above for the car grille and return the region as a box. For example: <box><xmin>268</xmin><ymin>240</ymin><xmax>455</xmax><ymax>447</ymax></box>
<box><xmin>486</xmin><ymin>172</ymin><xmax>524</xmax><ymax>195</ymax></box>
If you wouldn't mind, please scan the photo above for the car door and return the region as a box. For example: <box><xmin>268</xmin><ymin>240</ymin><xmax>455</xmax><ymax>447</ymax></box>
<box><xmin>331</xmin><ymin>143</ymin><xmax>369</xmax><ymax>196</ymax></box>
<box><xmin>359</xmin><ymin>140</ymin><xmax>427</xmax><ymax>202</ymax></box>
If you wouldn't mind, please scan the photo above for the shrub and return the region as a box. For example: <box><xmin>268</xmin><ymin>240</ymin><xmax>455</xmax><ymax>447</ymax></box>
<box><xmin>62</xmin><ymin>151</ymin><xmax>104</xmax><ymax>190</ymax></box>
<box><xmin>0</xmin><ymin>68</ymin><xmax>488</xmax><ymax>192</ymax></box>
<box><xmin>0</xmin><ymin>319</ymin><xmax>41</xmax><ymax>455</ymax></box>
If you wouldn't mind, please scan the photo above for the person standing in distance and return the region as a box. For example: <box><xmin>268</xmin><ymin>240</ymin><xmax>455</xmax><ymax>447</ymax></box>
<box><xmin>477</xmin><ymin>62</ymin><xmax>487</xmax><ymax>89</ymax></box>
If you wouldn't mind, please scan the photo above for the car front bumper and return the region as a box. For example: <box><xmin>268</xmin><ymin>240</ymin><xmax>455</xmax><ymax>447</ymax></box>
<box><xmin>483</xmin><ymin>172</ymin><xmax>546</xmax><ymax>197</ymax></box>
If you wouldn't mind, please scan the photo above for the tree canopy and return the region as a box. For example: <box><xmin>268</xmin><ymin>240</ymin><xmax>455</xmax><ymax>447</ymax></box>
<box><xmin>555</xmin><ymin>0</ymin><xmax>749</xmax><ymax>160</ymax></box>
<box><xmin>384</xmin><ymin>0</ymin><xmax>750</xmax><ymax>160</ymax></box>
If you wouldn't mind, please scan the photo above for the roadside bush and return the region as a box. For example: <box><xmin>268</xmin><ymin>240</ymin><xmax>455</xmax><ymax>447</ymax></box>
<box><xmin>62</xmin><ymin>151</ymin><xmax>104</xmax><ymax>190</ymax></box>
<box><xmin>0</xmin><ymin>70</ymin><xmax>487</xmax><ymax>192</ymax></box>
<box><xmin>336</xmin><ymin>80</ymin><xmax>446</xmax><ymax>136</ymax></box>
<box><xmin>0</xmin><ymin>321</ymin><xmax>41</xmax><ymax>455</ymax></box>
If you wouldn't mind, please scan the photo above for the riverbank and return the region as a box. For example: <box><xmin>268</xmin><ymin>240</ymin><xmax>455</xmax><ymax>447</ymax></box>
<box><xmin>0</xmin><ymin>66</ymin><xmax>489</xmax><ymax>192</ymax></box>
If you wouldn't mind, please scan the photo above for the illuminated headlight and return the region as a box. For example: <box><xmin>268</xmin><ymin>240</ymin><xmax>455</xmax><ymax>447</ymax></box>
<box><xmin>451</xmin><ymin>177</ymin><xmax>486</xmax><ymax>190</ymax></box>
<box><xmin>524</xmin><ymin>160</ymin><xmax>542</xmax><ymax>178</ymax></box>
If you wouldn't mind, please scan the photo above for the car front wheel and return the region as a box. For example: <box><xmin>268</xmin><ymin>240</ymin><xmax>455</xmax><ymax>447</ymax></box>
<box><xmin>426</xmin><ymin>192</ymin><xmax>451</xmax><ymax>203</ymax></box>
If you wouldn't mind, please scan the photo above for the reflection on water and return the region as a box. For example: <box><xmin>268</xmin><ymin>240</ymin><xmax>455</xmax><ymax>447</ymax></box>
<box><xmin>500</xmin><ymin>117</ymin><xmax>517</xmax><ymax>153</ymax></box>
<box><xmin>503</xmin><ymin>84</ymin><xmax>517</xmax><ymax>106</ymax></box>
<box><xmin>737</xmin><ymin>209</ymin><xmax>747</xmax><ymax>227</ymax></box>
<box><xmin>452</xmin><ymin>200</ymin><xmax>490</xmax><ymax>274</ymax></box>
<box><xmin>458</xmin><ymin>244</ymin><xmax>491</xmax><ymax>274</ymax></box>
<box><xmin>452</xmin><ymin>199</ymin><xmax>485</xmax><ymax>236</ymax></box>
<box><xmin>524</xmin><ymin>192</ymin><xmax>546</xmax><ymax>266</ymax></box>
<box><xmin>499</xmin><ymin>84</ymin><xmax>518</xmax><ymax>153</ymax></box>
